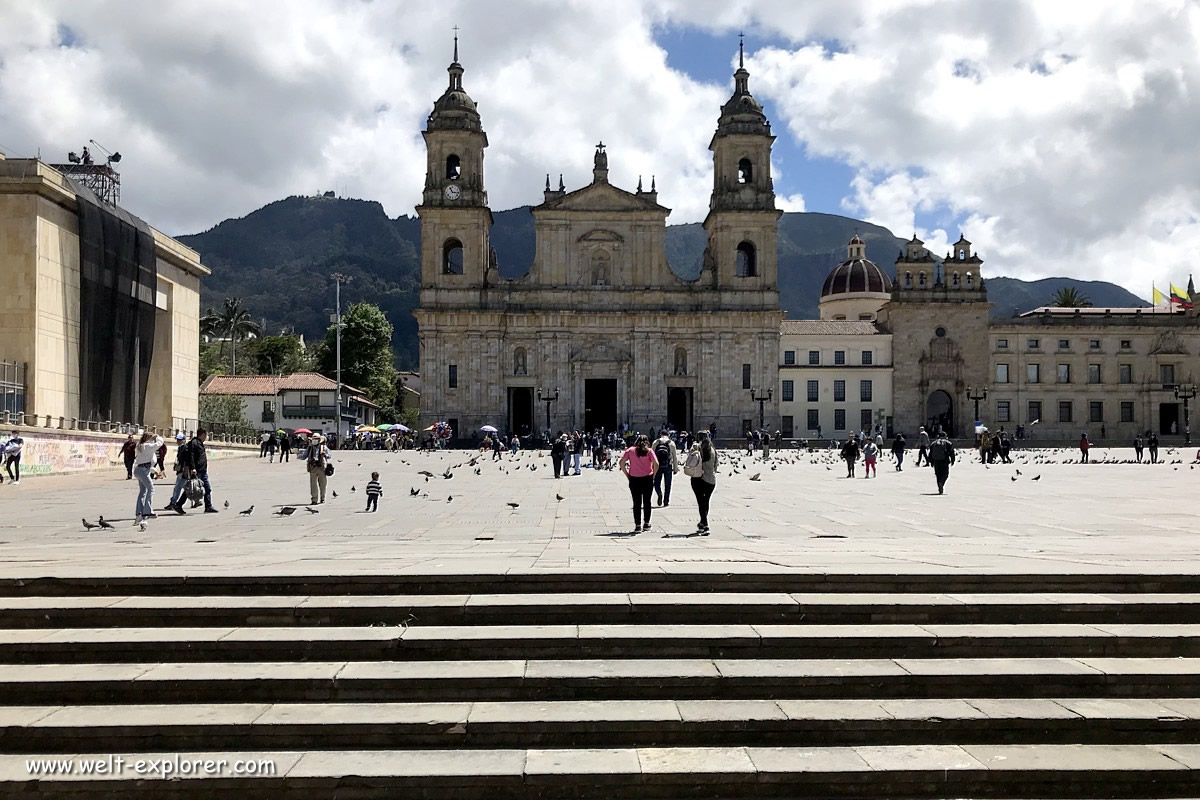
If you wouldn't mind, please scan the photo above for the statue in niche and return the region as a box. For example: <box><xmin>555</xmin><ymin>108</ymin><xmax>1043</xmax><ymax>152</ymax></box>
<box><xmin>674</xmin><ymin>347</ymin><xmax>688</xmax><ymax>376</ymax></box>
<box><xmin>591</xmin><ymin>249</ymin><xmax>611</xmax><ymax>286</ymax></box>
<box><xmin>513</xmin><ymin>347</ymin><xmax>527</xmax><ymax>376</ymax></box>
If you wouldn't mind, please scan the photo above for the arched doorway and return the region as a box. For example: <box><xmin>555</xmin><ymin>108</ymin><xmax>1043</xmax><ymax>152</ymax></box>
<box><xmin>926</xmin><ymin>390</ymin><xmax>954</xmax><ymax>437</ymax></box>
<box><xmin>667</xmin><ymin>387</ymin><xmax>692</xmax><ymax>433</ymax></box>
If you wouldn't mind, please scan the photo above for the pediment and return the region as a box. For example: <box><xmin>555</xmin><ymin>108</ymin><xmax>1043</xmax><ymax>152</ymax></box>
<box><xmin>1150</xmin><ymin>331</ymin><xmax>1188</xmax><ymax>355</ymax></box>
<box><xmin>569</xmin><ymin>340</ymin><xmax>632</xmax><ymax>363</ymax></box>
<box><xmin>578</xmin><ymin>228</ymin><xmax>624</xmax><ymax>243</ymax></box>
<box><xmin>539</xmin><ymin>181</ymin><xmax>669</xmax><ymax>213</ymax></box>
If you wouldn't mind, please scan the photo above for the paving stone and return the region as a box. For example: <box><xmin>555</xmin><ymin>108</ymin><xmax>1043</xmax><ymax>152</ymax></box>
<box><xmin>137</xmin><ymin>662</ymin><xmax>346</xmax><ymax>681</ymax></box>
<box><xmin>789</xmin><ymin>593</ymin><xmax>961</xmax><ymax>606</ymax></box>
<box><xmin>401</xmin><ymin>625</ymin><xmax>578</xmax><ymax>640</ymax></box>
<box><xmin>675</xmin><ymin>700</ymin><xmax>786</xmax><ymax>722</ymax></box>
<box><xmin>523</xmin><ymin>659</ymin><xmax>719</xmax><ymax>679</ymax></box>
<box><xmin>288</xmin><ymin>749</ymin><xmax>526</xmax><ymax>780</ymax></box>
<box><xmin>0</xmin><ymin>706</ymin><xmax>62</xmax><ymax>726</ymax></box>
<box><xmin>636</xmin><ymin>746</ymin><xmax>756</xmax><ymax>779</ymax></box>
<box><xmin>965</xmin><ymin>699</ymin><xmax>1082</xmax><ymax>719</ymax></box>
<box><xmin>962</xmin><ymin>744</ymin><xmax>1188</xmax><ymax>771</ymax></box>
<box><xmin>629</xmin><ymin>592</ymin><xmax>797</xmax><ymax>607</ymax></box>
<box><xmin>752</xmin><ymin>624</ymin><xmax>930</xmax><ymax>639</ymax></box>
<box><xmin>110</xmin><ymin>595</ymin><xmax>310</xmax><ymax>609</ymax></box>
<box><xmin>338</xmin><ymin>660</ymin><xmax>526</xmax><ymax>680</ymax></box>
<box><xmin>746</xmin><ymin>746</ymin><xmax>874</xmax><ymax>775</ymax></box>
<box><xmin>713</xmin><ymin>659</ymin><xmax>908</xmax><ymax>678</ymax></box>
<box><xmin>34</xmin><ymin>703</ymin><xmax>272</xmax><ymax>727</ymax></box>
<box><xmin>35</xmin><ymin>627</ymin><xmax>236</xmax><ymax>643</ymax></box>
<box><xmin>255</xmin><ymin>703</ymin><xmax>473</xmax><ymax>725</ymax></box>
<box><xmin>1074</xmin><ymin>657</ymin><xmax>1200</xmax><ymax>674</ymax></box>
<box><xmin>918</xmin><ymin>624</ymin><xmax>1113</xmax><ymax>638</ymax></box>
<box><xmin>894</xmin><ymin>657</ymin><xmax>1102</xmax><ymax>675</ymax></box>
<box><xmin>0</xmin><ymin>663</ymin><xmax>154</xmax><ymax>682</ymax></box>
<box><xmin>470</xmin><ymin>700</ymin><xmax>679</xmax><ymax>723</ymax></box>
<box><xmin>525</xmin><ymin>748</ymin><xmax>641</xmax><ymax>777</ymax></box>
<box><xmin>1159</xmin><ymin>698</ymin><xmax>1200</xmax><ymax>719</ymax></box>
<box><xmin>855</xmin><ymin>744</ymin><xmax>987</xmax><ymax>771</ymax></box>
<box><xmin>775</xmin><ymin>700</ymin><xmax>894</xmax><ymax>720</ymax></box>
<box><xmin>0</xmin><ymin>751</ymin><xmax>305</xmax><ymax>782</ymax></box>
<box><xmin>467</xmin><ymin>593</ymin><xmax>629</xmax><ymax>607</ymax></box>
<box><xmin>1089</xmin><ymin>624</ymin><xmax>1200</xmax><ymax>637</ymax></box>
<box><xmin>221</xmin><ymin>626</ymin><xmax>402</xmax><ymax>642</ymax></box>
<box><xmin>576</xmin><ymin>624</ymin><xmax>760</xmax><ymax>641</ymax></box>
<box><xmin>878</xmin><ymin>699</ymin><xmax>988</xmax><ymax>720</ymax></box>
<box><xmin>300</xmin><ymin>595</ymin><xmax>470</xmax><ymax>608</ymax></box>
<box><xmin>1154</xmin><ymin>744</ymin><xmax>1200</xmax><ymax>768</ymax></box>
<box><xmin>1052</xmin><ymin>698</ymin><xmax>1189</xmax><ymax>719</ymax></box>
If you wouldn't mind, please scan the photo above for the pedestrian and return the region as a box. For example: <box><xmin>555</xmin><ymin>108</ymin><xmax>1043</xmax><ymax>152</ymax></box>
<box><xmin>366</xmin><ymin>470</ymin><xmax>383</xmax><ymax>512</ymax></box>
<box><xmin>891</xmin><ymin>432</ymin><xmax>906</xmax><ymax>471</ymax></box>
<box><xmin>267</xmin><ymin>431</ymin><xmax>277</xmax><ymax>463</ymax></box>
<box><xmin>928</xmin><ymin>429</ymin><xmax>956</xmax><ymax>495</ymax></box>
<box><xmin>652</xmin><ymin>430</ymin><xmax>680</xmax><ymax>507</ymax></box>
<box><xmin>306</xmin><ymin>433</ymin><xmax>331</xmax><ymax>504</ymax></box>
<box><xmin>1134</xmin><ymin>434</ymin><xmax>1144</xmax><ymax>463</ymax></box>
<box><xmin>1148</xmin><ymin>432</ymin><xmax>1159</xmax><ymax>464</ymax></box>
<box><xmin>997</xmin><ymin>426</ymin><xmax>1012</xmax><ymax>464</ymax></box>
<box><xmin>133</xmin><ymin>431</ymin><xmax>163</xmax><ymax>529</ymax></box>
<box><xmin>164</xmin><ymin>433</ymin><xmax>190</xmax><ymax>514</ymax></box>
<box><xmin>278</xmin><ymin>432</ymin><xmax>291</xmax><ymax>464</ymax></box>
<box><xmin>3</xmin><ymin>430</ymin><xmax>24</xmax><ymax>484</ymax></box>
<box><xmin>619</xmin><ymin>433</ymin><xmax>659</xmax><ymax>533</ymax></box>
<box><xmin>572</xmin><ymin>432</ymin><xmax>583</xmax><ymax>475</ymax></box>
<box><xmin>259</xmin><ymin>430</ymin><xmax>270</xmax><ymax>458</ymax></box>
<box><xmin>915</xmin><ymin>426</ymin><xmax>930</xmax><ymax>467</ymax></box>
<box><xmin>979</xmin><ymin>429</ymin><xmax>991</xmax><ymax>463</ymax></box>
<box><xmin>550</xmin><ymin>432</ymin><xmax>568</xmax><ymax>479</ymax></box>
<box><xmin>1079</xmin><ymin>432</ymin><xmax>1090</xmax><ymax>464</ymax></box>
<box><xmin>169</xmin><ymin>429</ymin><xmax>217</xmax><ymax>513</ymax></box>
<box><xmin>683</xmin><ymin>430</ymin><xmax>717</xmax><ymax>535</ymax></box>
<box><xmin>862</xmin><ymin>437</ymin><xmax>878</xmax><ymax>478</ymax></box>
<box><xmin>840</xmin><ymin>435</ymin><xmax>859</xmax><ymax>478</ymax></box>
<box><xmin>745</xmin><ymin>429</ymin><xmax>753</xmax><ymax>454</ymax></box>
<box><xmin>119</xmin><ymin>434</ymin><xmax>137</xmax><ymax>480</ymax></box>
<box><xmin>491</xmin><ymin>435</ymin><xmax>503</xmax><ymax>461</ymax></box>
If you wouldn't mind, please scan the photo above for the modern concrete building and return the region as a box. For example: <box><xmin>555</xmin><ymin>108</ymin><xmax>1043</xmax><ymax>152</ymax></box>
<box><xmin>0</xmin><ymin>153</ymin><xmax>207</xmax><ymax>430</ymax></box>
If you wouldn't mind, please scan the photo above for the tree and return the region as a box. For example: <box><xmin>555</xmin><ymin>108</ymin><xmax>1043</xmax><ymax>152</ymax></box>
<box><xmin>198</xmin><ymin>393</ymin><xmax>250</xmax><ymax>427</ymax></box>
<box><xmin>1050</xmin><ymin>287</ymin><xmax>1092</xmax><ymax>308</ymax></box>
<box><xmin>249</xmin><ymin>335</ymin><xmax>309</xmax><ymax>375</ymax></box>
<box><xmin>210</xmin><ymin>298</ymin><xmax>263</xmax><ymax>375</ymax></box>
<box><xmin>315</xmin><ymin>302</ymin><xmax>398</xmax><ymax>411</ymax></box>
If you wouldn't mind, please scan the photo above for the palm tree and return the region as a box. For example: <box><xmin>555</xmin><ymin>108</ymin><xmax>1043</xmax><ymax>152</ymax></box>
<box><xmin>1050</xmin><ymin>287</ymin><xmax>1092</xmax><ymax>308</ymax></box>
<box><xmin>212</xmin><ymin>298</ymin><xmax>262</xmax><ymax>375</ymax></box>
<box><xmin>199</xmin><ymin>308</ymin><xmax>221</xmax><ymax>340</ymax></box>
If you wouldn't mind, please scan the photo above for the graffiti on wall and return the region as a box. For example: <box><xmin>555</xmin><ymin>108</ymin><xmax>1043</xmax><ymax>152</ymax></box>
<box><xmin>13</xmin><ymin>431</ymin><xmax>255</xmax><ymax>477</ymax></box>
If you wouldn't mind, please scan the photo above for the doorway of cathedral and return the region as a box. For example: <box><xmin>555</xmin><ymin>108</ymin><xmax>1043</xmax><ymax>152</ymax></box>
<box><xmin>584</xmin><ymin>379</ymin><xmax>618</xmax><ymax>433</ymax></box>
<box><xmin>926</xmin><ymin>390</ymin><xmax>955</xmax><ymax>437</ymax></box>
<box><xmin>1159</xmin><ymin>402</ymin><xmax>1180</xmax><ymax>436</ymax></box>
<box><xmin>666</xmin><ymin>388</ymin><xmax>692</xmax><ymax>433</ymax></box>
<box><xmin>508</xmin><ymin>387</ymin><xmax>533</xmax><ymax>437</ymax></box>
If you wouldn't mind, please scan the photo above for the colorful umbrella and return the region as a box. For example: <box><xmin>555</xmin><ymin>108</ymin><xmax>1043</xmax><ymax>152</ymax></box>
<box><xmin>356</xmin><ymin>425</ymin><xmax>382</xmax><ymax>433</ymax></box>
<box><xmin>480</xmin><ymin>425</ymin><xmax>499</xmax><ymax>433</ymax></box>
<box><xmin>294</xmin><ymin>428</ymin><xmax>313</xmax><ymax>435</ymax></box>
<box><xmin>377</xmin><ymin>424</ymin><xmax>396</xmax><ymax>431</ymax></box>
<box><xmin>395</xmin><ymin>424</ymin><xmax>411</xmax><ymax>433</ymax></box>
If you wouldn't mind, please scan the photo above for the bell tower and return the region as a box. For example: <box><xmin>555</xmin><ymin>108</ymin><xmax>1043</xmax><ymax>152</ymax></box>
<box><xmin>417</xmin><ymin>31</ymin><xmax>493</xmax><ymax>289</ymax></box>
<box><xmin>701</xmin><ymin>36</ymin><xmax>781</xmax><ymax>302</ymax></box>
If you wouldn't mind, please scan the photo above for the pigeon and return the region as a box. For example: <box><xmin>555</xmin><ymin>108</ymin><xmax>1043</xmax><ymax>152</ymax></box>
<box><xmin>351</xmin><ymin>486</ymin><xmax>356</xmax><ymax>493</ymax></box>
<box><xmin>274</xmin><ymin>507</ymin><xmax>297</xmax><ymax>516</ymax></box>
<box><xmin>332</xmin><ymin>490</ymin><xmax>339</xmax><ymax>498</ymax></box>
<box><xmin>749</xmin><ymin>473</ymin><xmax>761</xmax><ymax>481</ymax></box>
<box><xmin>474</xmin><ymin>468</ymin><xmax>481</xmax><ymax>475</ymax></box>
<box><xmin>507</xmin><ymin>502</ymin><xmax>520</xmax><ymax>509</ymax></box>
<box><xmin>305</xmin><ymin>506</ymin><xmax>320</xmax><ymax>514</ymax></box>
<box><xmin>82</xmin><ymin>518</ymin><xmax>97</xmax><ymax>531</ymax></box>
<box><xmin>556</xmin><ymin>493</ymin><xmax>564</xmax><ymax>501</ymax></box>
<box><xmin>410</xmin><ymin>487</ymin><xmax>420</xmax><ymax>497</ymax></box>
<box><xmin>1011</xmin><ymin>476</ymin><xmax>1017</xmax><ymax>482</ymax></box>
<box><xmin>443</xmin><ymin>472</ymin><xmax>453</xmax><ymax>480</ymax></box>
<box><xmin>98</xmin><ymin>517</ymin><xmax>115</xmax><ymax>530</ymax></box>
<box><xmin>223</xmin><ymin>500</ymin><xmax>230</xmax><ymax>508</ymax></box>
<box><xmin>1032</xmin><ymin>475</ymin><xmax>1041</xmax><ymax>481</ymax></box>
<box><xmin>418</xmin><ymin>470</ymin><xmax>434</xmax><ymax>478</ymax></box>
<box><xmin>447</xmin><ymin>495</ymin><xmax>453</xmax><ymax>502</ymax></box>
<box><xmin>1016</xmin><ymin>469</ymin><xmax>1022</xmax><ymax>475</ymax></box>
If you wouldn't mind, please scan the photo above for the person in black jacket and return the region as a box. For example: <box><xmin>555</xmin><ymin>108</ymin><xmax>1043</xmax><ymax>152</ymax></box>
<box><xmin>840</xmin><ymin>436</ymin><xmax>860</xmax><ymax>478</ymax></box>
<box><xmin>550</xmin><ymin>432</ymin><xmax>567</xmax><ymax>479</ymax></box>
<box><xmin>167</xmin><ymin>429</ymin><xmax>217</xmax><ymax>513</ymax></box>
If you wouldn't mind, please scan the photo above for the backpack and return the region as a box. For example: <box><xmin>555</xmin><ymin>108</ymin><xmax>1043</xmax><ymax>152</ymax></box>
<box><xmin>683</xmin><ymin>450</ymin><xmax>705</xmax><ymax>478</ymax></box>
<box><xmin>928</xmin><ymin>439</ymin><xmax>949</xmax><ymax>462</ymax></box>
<box><xmin>654</xmin><ymin>441</ymin><xmax>671</xmax><ymax>468</ymax></box>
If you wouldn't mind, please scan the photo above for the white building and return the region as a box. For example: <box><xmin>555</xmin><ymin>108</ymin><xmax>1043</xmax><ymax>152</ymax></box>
<box><xmin>778</xmin><ymin>237</ymin><xmax>895</xmax><ymax>439</ymax></box>
<box><xmin>200</xmin><ymin>372</ymin><xmax>378</xmax><ymax>435</ymax></box>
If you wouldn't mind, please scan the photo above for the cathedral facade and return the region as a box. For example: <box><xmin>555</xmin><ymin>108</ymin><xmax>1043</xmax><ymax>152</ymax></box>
<box><xmin>413</xmin><ymin>44</ymin><xmax>783</xmax><ymax>438</ymax></box>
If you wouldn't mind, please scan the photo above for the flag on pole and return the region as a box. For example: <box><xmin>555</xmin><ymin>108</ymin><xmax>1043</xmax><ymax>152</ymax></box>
<box><xmin>1153</xmin><ymin>285</ymin><xmax>1170</xmax><ymax>306</ymax></box>
<box><xmin>1171</xmin><ymin>284</ymin><xmax>1194</xmax><ymax>309</ymax></box>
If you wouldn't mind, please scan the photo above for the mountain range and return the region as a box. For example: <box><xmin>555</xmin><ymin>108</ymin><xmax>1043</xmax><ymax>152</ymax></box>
<box><xmin>180</xmin><ymin>196</ymin><xmax>1147</xmax><ymax>371</ymax></box>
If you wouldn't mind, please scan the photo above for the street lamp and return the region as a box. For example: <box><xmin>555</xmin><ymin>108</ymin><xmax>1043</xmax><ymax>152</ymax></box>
<box><xmin>331</xmin><ymin>272</ymin><xmax>352</xmax><ymax>445</ymax></box>
<box><xmin>966</xmin><ymin>386</ymin><xmax>988</xmax><ymax>430</ymax></box>
<box><xmin>750</xmin><ymin>388</ymin><xmax>772</xmax><ymax>430</ymax></box>
<box><xmin>1174</xmin><ymin>383</ymin><xmax>1196</xmax><ymax>446</ymax></box>
<box><xmin>537</xmin><ymin>388</ymin><xmax>559</xmax><ymax>435</ymax></box>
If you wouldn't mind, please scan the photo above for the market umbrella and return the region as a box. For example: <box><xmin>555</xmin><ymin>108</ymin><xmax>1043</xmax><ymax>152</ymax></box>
<box><xmin>395</xmin><ymin>424</ymin><xmax>410</xmax><ymax>433</ymax></box>
<box><xmin>357</xmin><ymin>425</ymin><xmax>382</xmax><ymax>433</ymax></box>
<box><xmin>294</xmin><ymin>428</ymin><xmax>313</xmax><ymax>435</ymax></box>
<box><xmin>377</xmin><ymin>424</ymin><xmax>396</xmax><ymax>431</ymax></box>
<box><xmin>480</xmin><ymin>425</ymin><xmax>499</xmax><ymax>433</ymax></box>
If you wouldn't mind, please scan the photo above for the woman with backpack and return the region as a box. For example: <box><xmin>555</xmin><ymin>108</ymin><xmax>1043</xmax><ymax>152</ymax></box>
<box><xmin>618</xmin><ymin>434</ymin><xmax>659</xmax><ymax>533</ymax></box>
<box><xmin>683</xmin><ymin>431</ymin><xmax>717</xmax><ymax>535</ymax></box>
<box><xmin>652</xmin><ymin>432</ymin><xmax>679</xmax><ymax>507</ymax></box>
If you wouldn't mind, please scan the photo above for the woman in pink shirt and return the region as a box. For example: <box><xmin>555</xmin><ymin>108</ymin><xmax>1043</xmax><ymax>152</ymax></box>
<box><xmin>619</xmin><ymin>434</ymin><xmax>659</xmax><ymax>533</ymax></box>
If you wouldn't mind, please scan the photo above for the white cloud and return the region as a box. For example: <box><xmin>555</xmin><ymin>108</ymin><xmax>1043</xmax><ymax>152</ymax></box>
<box><xmin>2</xmin><ymin>0</ymin><xmax>1199</xmax><ymax>299</ymax></box>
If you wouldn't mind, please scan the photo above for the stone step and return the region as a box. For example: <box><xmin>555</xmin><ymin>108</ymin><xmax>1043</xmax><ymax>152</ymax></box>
<box><xmin>2</xmin><ymin>658</ymin><xmax>1198</xmax><ymax>705</ymax></box>
<box><xmin>4</xmin><ymin>744</ymin><xmax>1200</xmax><ymax>798</ymax></box>
<box><xmin>2</xmin><ymin>623</ymin><xmax>1200</xmax><ymax>663</ymax></box>
<box><xmin>5</xmin><ymin>698</ymin><xmax>1200</xmax><ymax>753</ymax></box>
<box><xmin>3</xmin><ymin>572</ymin><xmax>1197</xmax><ymax>598</ymax></box>
<box><xmin>5</xmin><ymin>592</ymin><xmax>1200</xmax><ymax>628</ymax></box>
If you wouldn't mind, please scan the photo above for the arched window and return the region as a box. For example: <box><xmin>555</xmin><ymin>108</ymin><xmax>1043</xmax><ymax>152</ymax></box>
<box><xmin>965</xmin><ymin>272</ymin><xmax>974</xmax><ymax>288</ymax></box>
<box><xmin>952</xmin><ymin>272</ymin><xmax>960</xmax><ymax>288</ymax></box>
<box><xmin>442</xmin><ymin>238</ymin><xmax>464</xmax><ymax>274</ymax></box>
<box><xmin>957</xmin><ymin>248</ymin><xmax>966</xmax><ymax>260</ymax></box>
<box><xmin>735</xmin><ymin>241</ymin><xmax>757</xmax><ymax>277</ymax></box>
<box><xmin>446</xmin><ymin>154</ymin><xmax>461</xmax><ymax>180</ymax></box>
<box><xmin>513</xmin><ymin>347</ymin><xmax>527</xmax><ymax>376</ymax></box>
<box><xmin>673</xmin><ymin>347</ymin><xmax>688</xmax><ymax>376</ymax></box>
<box><xmin>904</xmin><ymin>271</ymin><xmax>912</xmax><ymax>288</ymax></box>
<box><xmin>737</xmin><ymin>158</ymin><xmax>753</xmax><ymax>184</ymax></box>
<box><xmin>591</xmin><ymin>249</ymin><xmax>611</xmax><ymax>285</ymax></box>
<box><xmin>918</xmin><ymin>271</ymin><xmax>927</xmax><ymax>288</ymax></box>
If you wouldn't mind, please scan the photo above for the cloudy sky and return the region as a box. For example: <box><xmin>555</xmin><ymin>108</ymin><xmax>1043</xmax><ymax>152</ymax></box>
<box><xmin>3</xmin><ymin>0</ymin><xmax>1198</xmax><ymax>299</ymax></box>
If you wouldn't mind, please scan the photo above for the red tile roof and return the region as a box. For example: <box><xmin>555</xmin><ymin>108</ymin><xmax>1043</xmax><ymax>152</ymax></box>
<box><xmin>201</xmin><ymin>372</ymin><xmax>365</xmax><ymax>395</ymax></box>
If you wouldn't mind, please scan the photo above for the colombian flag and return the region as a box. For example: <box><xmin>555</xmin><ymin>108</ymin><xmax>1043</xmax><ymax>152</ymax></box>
<box><xmin>1171</xmin><ymin>284</ymin><xmax>1194</xmax><ymax>309</ymax></box>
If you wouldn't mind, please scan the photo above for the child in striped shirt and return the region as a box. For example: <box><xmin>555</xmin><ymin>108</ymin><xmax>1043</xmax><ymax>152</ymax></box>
<box><xmin>365</xmin><ymin>471</ymin><xmax>383</xmax><ymax>512</ymax></box>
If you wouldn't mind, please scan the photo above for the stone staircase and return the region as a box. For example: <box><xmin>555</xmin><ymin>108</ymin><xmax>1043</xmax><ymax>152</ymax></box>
<box><xmin>2</xmin><ymin>572</ymin><xmax>1199</xmax><ymax>797</ymax></box>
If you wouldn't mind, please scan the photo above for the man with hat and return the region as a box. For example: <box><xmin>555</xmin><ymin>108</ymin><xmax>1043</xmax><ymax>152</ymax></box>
<box><xmin>306</xmin><ymin>433</ymin><xmax>331</xmax><ymax>504</ymax></box>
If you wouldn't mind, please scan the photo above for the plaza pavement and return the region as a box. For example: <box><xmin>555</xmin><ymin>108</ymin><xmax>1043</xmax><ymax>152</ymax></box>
<box><xmin>0</xmin><ymin>443</ymin><xmax>1197</xmax><ymax>578</ymax></box>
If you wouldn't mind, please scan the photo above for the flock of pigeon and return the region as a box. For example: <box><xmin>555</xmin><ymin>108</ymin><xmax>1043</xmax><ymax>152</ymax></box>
<box><xmin>79</xmin><ymin>443</ymin><xmax>1198</xmax><ymax>531</ymax></box>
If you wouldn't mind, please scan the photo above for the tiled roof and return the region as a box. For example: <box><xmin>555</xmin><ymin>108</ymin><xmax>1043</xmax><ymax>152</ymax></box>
<box><xmin>201</xmin><ymin>372</ymin><xmax>358</xmax><ymax>395</ymax></box>
<box><xmin>349</xmin><ymin>395</ymin><xmax>380</xmax><ymax>409</ymax></box>
<box><xmin>780</xmin><ymin>320</ymin><xmax>881</xmax><ymax>335</ymax></box>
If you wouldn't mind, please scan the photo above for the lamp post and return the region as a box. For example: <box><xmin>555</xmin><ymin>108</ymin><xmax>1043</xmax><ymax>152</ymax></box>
<box><xmin>537</xmin><ymin>388</ymin><xmax>559</xmax><ymax>435</ymax></box>
<box><xmin>966</xmin><ymin>386</ymin><xmax>988</xmax><ymax>430</ymax></box>
<box><xmin>1174</xmin><ymin>383</ymin><xmax>1196</xmax><ymax>446</ymax></box>
<box><xmin>331</xmin><ymin>272</ymin><xmax>352</xmax><ymax>444</ymax></box>
<box><xmin>750</xmin><ymin>388</ymin><xmax>773</xmax><ymax>431</ymax></box>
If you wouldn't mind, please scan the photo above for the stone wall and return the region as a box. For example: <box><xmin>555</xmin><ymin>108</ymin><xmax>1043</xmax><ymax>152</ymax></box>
<box><xmin>5</xmin><ymin>426</ymin><xmax>255</xmax><ymax>479</ymax></box>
